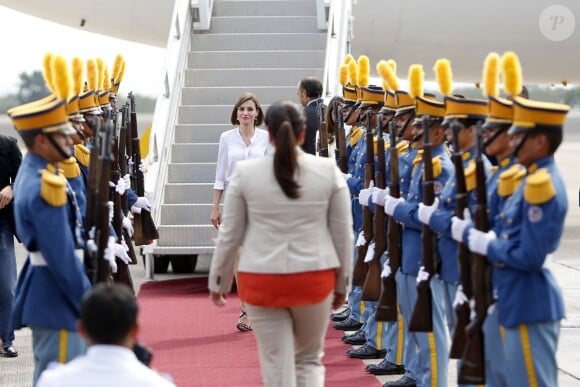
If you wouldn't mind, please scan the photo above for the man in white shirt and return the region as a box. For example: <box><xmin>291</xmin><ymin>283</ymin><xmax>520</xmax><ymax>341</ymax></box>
<box><xmin>37</xmin><ymin>284</ymin><xmax>175</xmax><ymax>387</ymax></box>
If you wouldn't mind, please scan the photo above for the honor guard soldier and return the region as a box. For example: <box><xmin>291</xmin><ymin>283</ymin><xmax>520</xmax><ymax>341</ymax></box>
<box><xmin>8</xmin><ymin>75</ymin><xmax>91</xmax><ymax>383</ymax></box>
<box><xmin>382</xmin><ymin>64</ymin><xmax>454</xmax><ymax>387</ymax></box>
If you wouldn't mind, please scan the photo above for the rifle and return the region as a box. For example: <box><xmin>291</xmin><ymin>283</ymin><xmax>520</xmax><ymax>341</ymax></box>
<box><xmin>362</xmin><ymin>113</ymin><xmax>385</xmax><ymax>301</ymax></box>
<box><xmin>458</xmin><ymin>123</ymin><xmax>490</xmax><ymax>384</ymax></box>
<box><xmin>409</xmin><ymin>115</ymin><xmax>436</xmax><ymax>332</ymax></box>
<box><xmin>94</xmin><ymin>118</ymin><xmax>114</xmax><ymax>284</ymax></box>
<box><xmin>318</xmin><ymin>99</ymin><xmax>329</xmax><ymax>157</ymax></box>
<box><xmin>118</xmin><ymin>106</ymin><xmax>138</xmax><ymax>265</ymax></box>
<box><xmin>83</xmin><ymin>117</ymin><xmax>101</xmax><ymax>283</ymax></box>
<box><xmin>450</xmin><ymin>121</ymin><xmax>474</xmax><ymax>358</ymax></box>
<box><xmin>335</xmin><ymin>105</ymin><xmax>348</xmax><ymax>173</ymax></box>
<box><xmin>376</xmin><ymin>119</ymin><xmax>401</xmax><ymax>322</ymax></box>
<box><xmin>352</xmin><ymin>110</ymin><xmax>375</xmax><ymax>286</ymax></box>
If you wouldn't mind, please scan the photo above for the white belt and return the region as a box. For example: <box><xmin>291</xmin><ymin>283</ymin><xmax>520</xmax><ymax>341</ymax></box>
<box><xmin>29</xmin><ymin>249</ymin><xmax>84</xmax><ymax>266</ymax></box>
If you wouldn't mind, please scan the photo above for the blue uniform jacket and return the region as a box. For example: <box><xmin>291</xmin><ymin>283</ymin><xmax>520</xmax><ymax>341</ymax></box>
<box><xmin>393</xmin><ymin>144</ymin><xmax>453</xmax><ymax>275</ymax></box>
<box><xmin>429</xmin><ymin>148</ymin><xmax>490</xmax><ymax>283</ymax></box>
<box><xmin>487</xmin><ymin>156</ymin><xmax>566</xmax><ymax>327</ymax></box>
<box><xmin>11</xmin><ymin>154</ymin><xmax>91</xmax><ymax>331</ymax></box>
<box><xmin>346</xmin><ymin>126</ymin><xmax>369</xmax><ymax>232</ymax></box>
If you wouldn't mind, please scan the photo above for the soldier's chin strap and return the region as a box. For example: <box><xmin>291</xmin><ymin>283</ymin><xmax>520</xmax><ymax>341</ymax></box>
<box><xmin>44</xmin><ymin>133</ymin><xmax>72</xmax><ymax>160</ymax></box>
<box><xmin>512</xmin><ymin>132</ymin><xmax>529</xmax><ymax>159</ymax></box>
<box><xmin>397</xmin><ymin>111</ymin><xmax>415</xmax><ymax>138</ymax></box>
<box><xmin>483</xmin><ymin>125</ymin><xmax>510</xmax><ymax>149</ymax></box>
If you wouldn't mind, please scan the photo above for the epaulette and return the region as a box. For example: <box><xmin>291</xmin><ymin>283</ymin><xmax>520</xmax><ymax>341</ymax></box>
<box><xmin>74</xmin><ymin>144</ymin><xmax>90</xmax><ymax>167</ymax></box>
<box><xmin>462</xmin><ymin>151</ymin><xmax>471</xmax><ymax>161</ymax></box>
<box><xmin>497</xmin><ymin>164</ymin><xmax>520</xmax><ymax>197</ymax></box>
<box><xmin>40</xmin><ymin>169</ymin><xmax>67</xmax><ymax>207</ymax></box>
<box><xmin>396</xmin><ymin>141</ymin><xmax>409</xmax><ymax>155</ymax></box>
<box><xmin>524</xmin><ymin>168</ymin><xmax>555</xmax><ymax>205</ymax></box>
<box><xmin>431</xmin><ymin>156</ymin><xmax>442</xmax><ymax>178</ymax></box>
<box><xmin>60</xmin><ymin>157</ymin><xmax>81</xmax><ymax>179</ymax></box>
<box><xmin>489</xmin><ymin>165</ymin><xmax>499</xmax><ymax>174</ymax></box>
<box><xmin>513</xmin><ymin>168</ymin><xmax>526</xmax><ymax>191</ymax></box>
<box><xmin>464</xmin><ymin>160</ymin><xmax>476</xmax><ymax>192</ymax></box>
<box><xmin>349</xmin><ymin>126</ymin><xmax>364</xmax><ymax>147</ymax></box>
<box><xmin>413</xmin><ymin>150</ymin><xmax>424</xmax><ymax>165</ymax></box>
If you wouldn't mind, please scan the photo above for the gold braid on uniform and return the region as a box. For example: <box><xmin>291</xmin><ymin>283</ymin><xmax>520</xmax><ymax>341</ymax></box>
<box><xmin>524</xmin><ymin>168</ymin><xmax>555</xmax><ymax>205</ymax></box>
<box><xmin>74</xmin><ymin>144</ymin><xmax>91</xmax><ymax>167</ymax></box>
<box><xmin>498</xmin><ymin>164</ymin><xmax>520</xmax><ymax>197</ymax></box>
<box><xmin>464</xmin><ymin>160</ymin><xmax>476</xmax><ymax>192</ymax></box>
<box><xmin>60</xmin><ymin>157</ymin><xmax>81</xmax><ymax>179</ymax></box>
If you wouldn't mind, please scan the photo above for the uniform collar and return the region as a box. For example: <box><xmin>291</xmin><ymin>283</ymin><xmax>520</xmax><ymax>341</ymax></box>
<box><xmin>527</xmin><ymin>155</ymin><xmax>555</xmax><ymax>174</ymax></box>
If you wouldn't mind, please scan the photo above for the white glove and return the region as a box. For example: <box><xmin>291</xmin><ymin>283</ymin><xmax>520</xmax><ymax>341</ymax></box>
<box><xmin>122</xmin><ymin>216</ymin><xmax>134</xmax><ymax>237</ymax></box>
<box><xmin>123</xmin><ymin>173</ymin><xmax>131</xmax><ymax>189</ymax></box>
<box><xmin>104</xmin><ymin>236</ymin><xmax>118</xmax><ymax>273</ymax></box>
<box><xmin>139</xmin><ymin>161</ymin><xmax>146</xmax><ymax>173</ymax></box>
<box><xmin>342</xmin><ymin>173</ymin><xmax>352</xmax><ymax>182</ymax></box>
<box><xmin>115</xmin><ymin>176</ymin><xmax>127</xmax><ymax>195</ymax></box>
<box><xmin>468</xmin><ymin>228</ymin><xmax>497</xmax><ymax>256</ymax></box>
<box><xmin>107</xmin><ymin>201</ymin><xmax>114</xmax><ymax>224</ymax></box>
<box><xmin>451</xmin><ymin>208</ymin><xmax>473</xmax><ymax>242</ymax></box>
<box><xmin>131</xmin><ymin>196</ymin><xmax>151</xmax><ymax>214</ymax></box>
<box><xmin>417</xmin><ymin>266</ymin><xmax>430</xmax><ymax>283</ymax></box>
<box><xmin>86</xmin><ymin>238</ymin><xmax>97</xmax><ymax>254</ymax></box>
<box><xmin>381</xmin><ymin>259</ymin><xmax>392</xmax><ymax>278</ymax></box>
<box><xmin>358</xmin><ymin>182</ymin><xmax>375</xmax><ymax>206</ymax></box>
<box><xmin>384</xmin><ymin>195</ymin><xmax>404</xmax><ymax>216</ymax></box>
<box><xmin>453</xmin><ymin>285</ymin><xmax>469</xmax><ymax>308</ymax></box>
<box><xmin>113</xmin><ymin>242</ymin><xmax>131</xmax><ymax>264</ymax></box>
<box><xmin>372</xmin><ymin>187</ymin><xmax>388</xmax><ymax>206</ymax></box>
<box><xmin>418</xmin><ymin>197</ymin><xmax>439</xmax><ymax>225</ymax></box>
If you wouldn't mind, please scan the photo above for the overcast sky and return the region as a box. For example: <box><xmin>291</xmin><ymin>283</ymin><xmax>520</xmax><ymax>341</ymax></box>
<box><xmin>0</xmin><ymin>5</ymin><xmax>165</xmax><ymax>97</ymax></box>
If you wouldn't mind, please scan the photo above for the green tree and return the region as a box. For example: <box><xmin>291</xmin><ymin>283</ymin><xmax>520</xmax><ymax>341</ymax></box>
<box><xmin>18</xmin><ymin>71</ymin><xmax>50</xmax><ymax>104</ymax></box>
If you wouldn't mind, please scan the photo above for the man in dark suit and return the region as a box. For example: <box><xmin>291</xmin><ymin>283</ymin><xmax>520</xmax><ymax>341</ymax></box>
<box><xmin>297</xmin><ymin>77</ymin><xmax>323</xmax><ymax>155</ymax></box>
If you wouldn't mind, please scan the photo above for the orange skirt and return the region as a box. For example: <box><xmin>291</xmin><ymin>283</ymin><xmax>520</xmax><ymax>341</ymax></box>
<box><xmin>237</xmin><ymin>269</ymin><xmax>336</xmax><ymax>307</ymax></box>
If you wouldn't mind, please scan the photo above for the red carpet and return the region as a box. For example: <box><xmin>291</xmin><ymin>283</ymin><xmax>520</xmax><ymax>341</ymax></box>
<box><xmin>138</xmin><ymin>278</ymin><xmax>381</xmax><ymax>386</ymax></box>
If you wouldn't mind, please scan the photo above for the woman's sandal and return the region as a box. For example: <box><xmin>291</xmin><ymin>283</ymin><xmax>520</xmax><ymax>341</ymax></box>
<box><xmin>236</xmin><ymin>310</ymin><xmax>253</xmax><ymax>332</ymax></box>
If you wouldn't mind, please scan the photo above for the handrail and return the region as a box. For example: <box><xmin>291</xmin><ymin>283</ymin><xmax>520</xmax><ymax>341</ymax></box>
<box><xmin>321</xmin><ymin>0</ymin><xmax>353</xmax><ymax>99</ymax></box>
<box><xmin>144</xmin><ymin>0</ymin><xmax>193</xmax><ymax>232</ymax></box>
<box><xmin>191</xmin><ymin>0</ymin><xmax>214</xmax><ymax>31</ymax></box>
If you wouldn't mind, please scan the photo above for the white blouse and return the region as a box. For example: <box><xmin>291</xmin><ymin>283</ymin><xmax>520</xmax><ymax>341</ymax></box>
<box><xmin>213</xmin><ymin>127</ymin><xmax>270</xmax><ymax>190</ymax></box>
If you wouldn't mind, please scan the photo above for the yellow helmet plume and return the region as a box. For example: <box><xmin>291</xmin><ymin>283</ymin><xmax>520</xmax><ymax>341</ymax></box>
<box><xmin>87</xmin><ymin>59</ymin><xmax>97</xmax><ymax>91</ymax></box>
<box><xmin>343</xmin><ymin>54</ymin><xmax>354</xmax><ymax>65</ymax></box>
<box><xmin>96</xmin><ymin>58</ymin><xmax>105</xmax><ymax>90</ymax></box>
<box><xmin>482</xmin><ymin>52</ymin><xmax>500</xmax><ymax>98</ymax></box>
<box><xmin>377</xmin><ymin>60</ymin><xmax>399</xmax><ymax>91</ymax></box>
<box><xmin>386</xmin><ymin>59</ymin><xmax>396</xmax><ymax>75</ymax></box>
<box><xmin>434</xmin><ymin>58</ymin><xmax>453</xmax><ymax>96</ymax></box>
<box><xmin>117</xmin><ymin>61</ymin><xmax>126</xmax><ymax>83</ymax></box>
<box><xmin>339</xmin><ymin>64</ymin><xmax>348</xmax><ymax>86</ymax></box>
<box><xmin>347</xmin><ymin>58</ymin><xmax>358</xmax><ymax>86</ymax></box>
<box><xmin>501</xmin><ymin>51</ymin><xmax>522</xmax><ymax>97</ymax></box>
<box><xmin>71</xmin><ymin>57</ymin><xmax>83</xmax><ymax>96</ymax></box>
<box><xmin>51</xmin><ymin>55</ymin><xmax>72</xmax><ymax>101</ymax></box>
<box><xmin>112</xmin><ymin>54</ymin><xmax>124</xmax><ymax>82</ymax></box>
<box><xmin>408</xmin><ymin>64</ymin><xmax>424</xmax><ymax>99</ymax></box>
<box><xmin>357</xmin><ymin>55</ymin><xmax>370</xmax><ymax>87</ymax></box>
<box><xmin>43</xmin><ymin>53</ymin><xmax>55</xmax><ymax>93</ymax></box>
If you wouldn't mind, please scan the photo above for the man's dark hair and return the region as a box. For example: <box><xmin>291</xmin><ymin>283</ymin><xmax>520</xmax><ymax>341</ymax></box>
<box><xmin>531</xmin><ymin>129</ymin><xmax>562</xmax><ymax>154</ymax></box>
<box><xmin>80</xmin><ymin>283</ymin><xmax>138</xmax><ymax>345</ymax></box>
<box><xmin>299</xmin><ymin>77</ymin><xmax>323</xmax><ymax>99</ymax></box>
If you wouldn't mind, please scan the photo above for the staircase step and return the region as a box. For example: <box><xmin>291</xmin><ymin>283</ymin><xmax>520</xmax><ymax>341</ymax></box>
<box><xmin>212</xmin><ymin>0</ymin><xmax>316</xmax><ymax>17</ymax></box>
<box><xmin>188</xmin><ymin>50</ymin><xmax>325</xmax><ymax>69</ymax></box>
<box><xmin>157</xmin><ymin>225</ymin><xmax>217</xmax><ymax>247</ymax></box>
<box><xmin>178</xmin><ymin>105</ymin><xmax>237</xmax><ymax>125</ymax></box>
<box><xmin>149</xmin><ymin>246</ymin><xmax>215</xmax><ymax>255</ymax></box>
<box><xmin>160</xmin><ymin>204</ymin><xmax>221</xmax><ymax>225</ymax></box>
<box><xmin>168</xmin><ymin>163</ymin><xmax>216</xmax><ymax>183</ymax></box>
<box><xmin>174</xmin><ymin>124</ymin><xmax>234</xmax><ymax>143</ymax></box>
<box><xmin>181</xmin><ymin>86</ymin><xmax>299</xmax><ymax>106</ymax></box>
<box><xmin>184</xmin><ymin>68</ymin><xmax>323</xmax><ymax>87</ymax></box>
<box><xmin>191</xmin><ymin>33</ymin><xmax>325</xmax><ymax>51</ymax></box>
<box><xmin>164</xmin><ymin>183</ymin><xmax>215</xmax><ymax>204</ymax></box>
<box><xmin>210</xmin><ymin>16</ymin><xmax>319</xmax><ymax>33</ymax></box>
<box><xmin>171</xmin><ymin>143</ymin><xmax>219</xmax><ymax>163</ymax></box>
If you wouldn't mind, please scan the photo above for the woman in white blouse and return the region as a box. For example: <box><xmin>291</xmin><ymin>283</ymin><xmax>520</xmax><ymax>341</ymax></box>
<box><xmin>211</xmin><ymin>92</ymin><xmax>269</xmax><ymax>331</ymax></box>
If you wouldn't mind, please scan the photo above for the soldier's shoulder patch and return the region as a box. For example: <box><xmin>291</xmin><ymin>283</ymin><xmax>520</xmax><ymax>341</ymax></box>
<box><xmin>464</xmin><ymin>160</ymin><xmax>476</xmax><ymax>192</ymax></box>
<box><xmin>524</xmin><ymin>168</ymin><xmax>555</xmax><ymax>205</ymax></box>
<box><xmin>40</xmin><ymin>169</ymin><xmax>67</xmax><ymax>207</ymax></box>
<box><xmin>527</xmin><ymin>206</ymin><xmax>543</xmax><ymax>223</ymax></box>
<box><xmin>74</xmin><ymin>144</ymin><xmax>90</xmax><ymax>167</ymax></box>
<box><xmin>396</xmin><ymin>141</ymin><xmax>409</xmax><ymax>155</ymax></box>
<box><xmin>60</xmin><ymin>157</ymin><xmax>81</xmax><ymax>179</ymax></box>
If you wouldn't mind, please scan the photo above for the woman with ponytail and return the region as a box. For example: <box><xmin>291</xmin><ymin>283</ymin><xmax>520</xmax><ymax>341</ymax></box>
<box><xmin>209</xmin><ymin>101</ymin><xmax>353</xmax><ymax>387</ymax></box>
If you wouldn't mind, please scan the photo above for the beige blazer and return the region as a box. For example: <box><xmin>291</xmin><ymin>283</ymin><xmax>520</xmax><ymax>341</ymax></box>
<box><xmin>208</xmin><ymin>149</ymin><xmax>353</xmax><ymax>296</ymax></box>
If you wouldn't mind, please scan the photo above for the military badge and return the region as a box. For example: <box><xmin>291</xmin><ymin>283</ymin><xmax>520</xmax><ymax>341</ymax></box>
<box><xmin>528</xmin><ymin>206</ymin><xmax>543</xmax><ymax>223</ymax></box>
